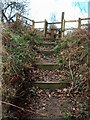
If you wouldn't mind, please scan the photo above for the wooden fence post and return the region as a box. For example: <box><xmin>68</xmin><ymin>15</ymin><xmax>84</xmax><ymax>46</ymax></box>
<box><xmin>44</xmin><ymin>19</ymin><xmax>48</xmax><ymax>37</ymax></box>
<box><xmin>61</xmin><ymin>12</ymin><xmax>65</xmax><ymax>39</ymax></box>
<box><xmin>16</xmin><ymin>13</ymin><xmax>19</xmax><ymax>29</ymax></box>
<box><xmin>16</xmin><ymin>13</ymin><xmax>19</xmax><ymax>22</ymax></box>
<box><xmin>32</xmin><ymin>20</ymin><xmax>35</xmax><ymax>31</ymax></box>
<box><xmin>1</xmin><ymin>10</ymin><xmax>4</xmax><ymax>22</ymax></box>
<box><xmin>78</xmin><ymin>18</ymin><xmax>81</xmax><ymax>29</ymax></box>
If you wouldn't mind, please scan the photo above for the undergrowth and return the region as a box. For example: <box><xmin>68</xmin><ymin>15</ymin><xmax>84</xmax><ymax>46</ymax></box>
<box><xmin>2</xmin><ymin>22</ymin><xmax>89</xmax><ymax>119</ymax></box>
<box><xmin>54</xmin><ymin>28</ymin><xmax>89</xmax><ymax>119</ymax></box>
<box><xmin>2</xmin><ymin>22</ymin><xmax>40</xmax><ymax>119</ymax></box>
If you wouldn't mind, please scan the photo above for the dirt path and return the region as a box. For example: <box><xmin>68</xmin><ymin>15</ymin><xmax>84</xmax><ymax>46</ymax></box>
<box><xmin>30</xmin><ymin>39</ymin><xmax>71</xmax><ymax>118</ymax></box>
<box><xmin>28</xmin><ymin>38</ymin><xmax>88</xmax><ymax>119</ymax></box>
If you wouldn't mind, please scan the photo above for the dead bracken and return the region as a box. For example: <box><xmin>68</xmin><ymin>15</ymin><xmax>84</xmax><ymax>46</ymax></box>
<box><xmin>2</xmin><ymin>18</ymin><xmax>89</xmax><ymax>120</ymax></box>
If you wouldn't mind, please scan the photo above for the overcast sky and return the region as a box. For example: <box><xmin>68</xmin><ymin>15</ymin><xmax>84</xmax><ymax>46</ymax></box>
<box><xmin>28</xmin><ymin>0</ymin><xmax>89</xmax><ymax>28</ymax></box>
<box><xmin>30</xmin><ymin>0</ymin><xmax>88</xmax><ymax>21</ymax></box>
<box><xmin>1</xmin><ymin>0</ymin><xmax>89</xmax><ymax>28</ymax></box>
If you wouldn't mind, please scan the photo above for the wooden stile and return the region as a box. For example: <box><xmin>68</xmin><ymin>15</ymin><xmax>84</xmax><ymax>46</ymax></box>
<box><xmin>15</xmin><ymin>12</ymin><xmax>90</xmax><ymax>38</ymax></box>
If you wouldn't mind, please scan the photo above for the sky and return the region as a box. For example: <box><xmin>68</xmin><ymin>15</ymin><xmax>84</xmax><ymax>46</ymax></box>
<box><xmin>1</xmin><ymin>0</ymin><xmax>89</xmax><ymax>29</ymax></box>
<box><xmin>28</xmin><ymin>0</ymin><xmax>89</xmax><ymax>29</ymax></box>
<box><xmin>29</xmin><ymin>0</ymin><xmax>88</xmax><ymax>20</ymax></box>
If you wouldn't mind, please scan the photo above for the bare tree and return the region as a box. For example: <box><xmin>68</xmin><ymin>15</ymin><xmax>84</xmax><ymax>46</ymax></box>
<box><xmin>1</xmin><ymin>0</ymin><xmax>30</xmax><ymax>22</ymax></box>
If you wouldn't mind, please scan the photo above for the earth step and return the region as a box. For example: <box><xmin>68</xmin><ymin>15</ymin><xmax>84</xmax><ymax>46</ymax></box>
<box><xmin>36</xmin><ymin>63</ymin><xmax>61</xmax><ymax>70</ymax></box>
<box><xmin>39</xmin><ymin>50</ymin><xmax>58</xmax><ymax>56</ymax></box>
<box><xmin>34</xmin><ymin>81</ymin><xmax>70</xmax><ymax>89</ymax></box>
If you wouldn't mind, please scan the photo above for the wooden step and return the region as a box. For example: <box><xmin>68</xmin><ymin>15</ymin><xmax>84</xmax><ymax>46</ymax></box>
<box><xmin>2</xmin><ymin>116</ymin><xmax>76</xmax><ymax>120</ymax></box>
<box><xmin>36</xmin><ymin>63</ymin><xmax>61</xmax><ymax>70</ymax></box>
<box><xmin>38</xmin><ymin>41</ymin><xmax>56</xmax><ymax>47</ymax></box>
<box><xmin>44</xmin><ymin>38</ymin><xmax>60</xmax><ymax>41</ymax></box>
<box><xmin>39</xmin><ymin>50</ymin><xmax>58</xmax><ymax>56</ymax></box>
<box><xmin>26</xmin><ymin>117</ymin><xmax>74</xmax><ymax>120</ymax></box>
<box><xmin>34</xmin><ymin>81</ymin><xmax>70</xmax><ymax>89</ymax></box>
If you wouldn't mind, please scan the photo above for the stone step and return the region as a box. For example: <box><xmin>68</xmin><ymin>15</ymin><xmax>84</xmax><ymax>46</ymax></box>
<box><xmin>35</xmin><ymin>81</ymin><xmax>70</xmax><ymax>89</ymax></box>
<box><xmin>39</xmin><ymin>50</ymin><xmax>58</xmax><ymax>56</ymax></box>
<box><xmin>36</xmin><ymin>63</ymin><xmax>61</xmax><ymax>70</ymax></box>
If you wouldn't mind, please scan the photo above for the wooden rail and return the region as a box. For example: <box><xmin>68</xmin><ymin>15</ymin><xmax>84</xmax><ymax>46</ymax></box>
<box><xmin>16</xmin><ymin>13</ymin><xmax>35</xmax><ymax>31</ymax></box>
<box><xmin>48</xmin><ymin>22</ymin><xmax>61</xmax><ymax>24</ymax></box>
<box><xmin>16</xmin><ymin>12</ymin><xmax>90</xmax><ymax>38</ymax></box>
<box><xmin>18</xmin><ymin>14</ymin><xmax>33</xmax><ymax>22</ymax></box>
<box><xmin>65</xmin><ymin>20</ymin><xmax>78</xmax><ymax>22</ymax></box>
<box><xmin>35</xmin><ymin>21</ymin><xmax>44</xmax><ymax>23</ymax></box>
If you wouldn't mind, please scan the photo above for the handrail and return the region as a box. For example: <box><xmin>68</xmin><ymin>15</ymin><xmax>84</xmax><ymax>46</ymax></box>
<box><xmin>48</xmin><ymin>22</ymin><xmax>61</xmax><ymax>24</ymax></box>
<box><xmin>18</xmin><ymin>13</ymin><xmax>33</xmax><ymax>22</ymax></box>
<box><xmin>35</xmin><ymin>21</ymin><xmax>44</xmax><ymax>23</ymax></box>
<box><xmin>81</xmin><ymin>24</ymin><xmax>90</xmax><ymax>26</ymax></box>
<box><xmin>81</xmin><ymin>18</ymin><xmax>90</xmax><ymax>20</ymax></box>
<box><xmin>65</xmin><ymin>20</ymin><xmax>78</xmax><ymax>22</ymax></box>
<box><xmin>16</xmin><ymin>13</ymin><xmax>35</xmax><ymax>31</ymax></box>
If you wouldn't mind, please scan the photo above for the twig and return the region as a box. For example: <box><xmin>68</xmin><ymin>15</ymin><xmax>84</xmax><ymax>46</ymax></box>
<box><xmin>68</xmin><ymin>54</ymin><xmax>74</xmax><ymax>95</ymax></box>
<box><xmin>71</xmin><ymin>79</ymin><xmax>87</xmax><ymax>93</ymax></box>
<box><xmin>0</xmin><ymin>100</ymin><xmax>35</xmax><ymax>113</ymax></box>
<box><xmin>69</xmin><ymin>54</ymin><xmax>74</xmax><ymax>80</ymax></box>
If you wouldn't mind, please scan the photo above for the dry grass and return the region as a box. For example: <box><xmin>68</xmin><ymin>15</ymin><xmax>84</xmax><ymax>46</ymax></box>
<box><xmin>2</xmin><ymin>25</ymin><xmax>89</xmax><ymax>119</ymax></box>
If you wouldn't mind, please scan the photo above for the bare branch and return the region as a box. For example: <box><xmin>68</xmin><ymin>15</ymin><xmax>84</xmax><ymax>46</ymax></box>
<box><xmin>0</xmin><ymin>100</ymin><xmax>35</xmax><ymax>113</ymax></box>
<box><xmin>2</xmin><ymin>0</ymin><xmax>30</xmax><ymax>22</ymax></box>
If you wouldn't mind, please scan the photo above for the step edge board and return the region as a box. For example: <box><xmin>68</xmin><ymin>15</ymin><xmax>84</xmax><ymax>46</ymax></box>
<box><xmin>35</xmin><ymin>81</ymin><xmax>70</xmax><ymax>84</ymax></box>
<box><xmin>36</xmin><ymin>63</ymin><xmax>60</xmax><ymax>65</ymax></box>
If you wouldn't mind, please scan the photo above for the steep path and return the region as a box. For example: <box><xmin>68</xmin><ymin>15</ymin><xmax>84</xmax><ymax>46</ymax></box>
<box><xmin>29</xmin><ymin>38</ymin><xmax>71</xmax><ymax>119</ymax></box>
